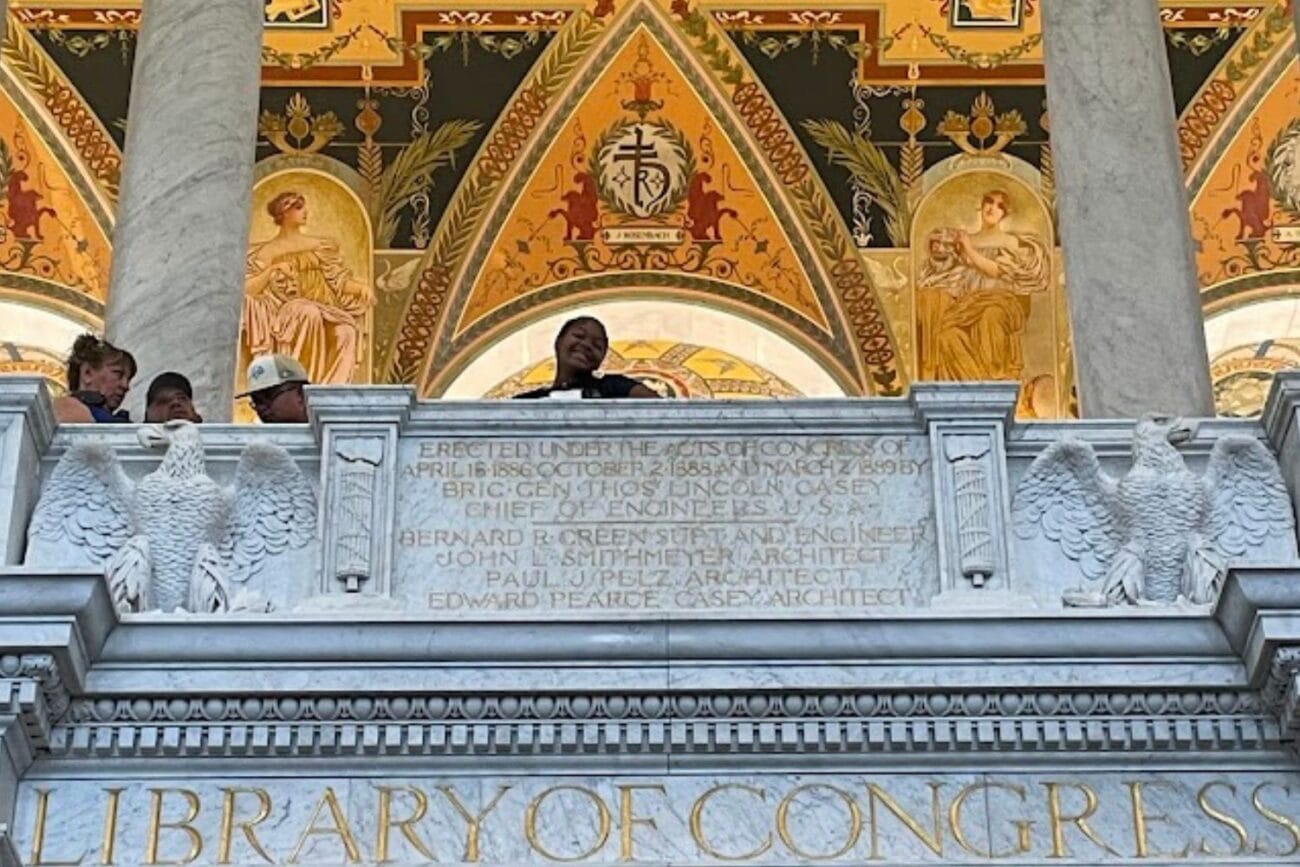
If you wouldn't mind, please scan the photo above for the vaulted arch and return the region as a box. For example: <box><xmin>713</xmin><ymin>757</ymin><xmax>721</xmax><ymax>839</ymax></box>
<box><xmin>382</xmin><ymin>2</ymin><xmax>904</xmax><ymax>397</ymax></box>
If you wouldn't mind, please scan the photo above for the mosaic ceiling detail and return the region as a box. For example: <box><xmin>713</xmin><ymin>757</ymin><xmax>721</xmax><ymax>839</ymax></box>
<box><xmin>0</xmin><ymin>0</ymin><xmax>1297</xmax><ymax>416</ymax></box>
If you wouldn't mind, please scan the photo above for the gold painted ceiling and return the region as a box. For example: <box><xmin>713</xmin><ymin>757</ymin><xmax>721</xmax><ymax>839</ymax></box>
<box><xmin>0</xmin><ymin>0</ymin><xmax>1297</xmax><ymax>416</ymax></box>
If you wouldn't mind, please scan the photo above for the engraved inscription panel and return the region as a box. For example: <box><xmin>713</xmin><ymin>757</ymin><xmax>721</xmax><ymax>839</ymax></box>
<box><xmin>394</xmin><ymin>435</ymin><xmax>936</xmax><ymax>617</ymax></box>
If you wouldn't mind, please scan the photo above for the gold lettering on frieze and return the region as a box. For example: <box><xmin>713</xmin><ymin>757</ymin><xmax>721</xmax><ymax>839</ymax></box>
<box><xmin>30</xmin><ymin>788</ymin><xmax>86</xmax><ymax>866</ymax></box>
<box><xmin>144</xmin><ymin>789</ymin><xmax>202</xmax><ymax>866</ymax></box>
<box><xmin>20</xmin><ymin>774</ymin><xmax>1300</xmax><ymax>864</ymax></box>
<box><xmin>1252</xmin><ymin>783</ymin><xmax>1300</xmax><ymax>857</ymax></box>
<box><xmin>525</xmin><ymin>785</ymin><xmax>612</xmax><ymax>862</ymax></box>
<box><xmin>375</xmin><ymin>786</ymin><xmax>435</xmax><ymax>863</ymax></box>
<box><xmin>1044</xmin><ymin>781</ymin><xmax>1123</xmax><ymax>859</ymax></box>
<box><xmin>1197</xmin><ymin>782</ymin><xmax>1249</xmax><ymax>857</ymax></box>
<box><xmin>100</xmin><ymin>788</ymin><xmax>124</xmax><ymax>866</ymax></box>
<box><xmin>618</xmin><ymin>784</ymin><xmax>666</xmax><ymax>862</ymax></box>
<box><xmin>1126</xmin><ymin>781</ymin><xmax>1190</xmax><ymax>859</ymax></box>
<box><xmin>866</xmin><ymin>782</ymin><xmax>944</xmax><ymax>859</ymax></box>
<box><xmin>949</xmin><ymin>782</ymin><xmax>1032</xmax><ymax>858</ymax></box>
<box><xmin>217</xmin><ymin>788</ymin><xmax>275</xmax><ymax>865</ymax></box>
<box><xmin>442</xmin><ymin>785</ymin><xmax>511</xmax><ymax>863</ymax></box>
<box><xmin>286</xmin><ymin>786</ymin><xmax>362</xmax><ymax>864</ymax></box>
<box><xmin>776</xmin><ymin>784</ymin><xmax>862</xmax><ymax>861</ymax></box>
<box><xmin>688</xmin><ymin>784</ymin><xmax>772</xmax><ymax>861</ymax></box>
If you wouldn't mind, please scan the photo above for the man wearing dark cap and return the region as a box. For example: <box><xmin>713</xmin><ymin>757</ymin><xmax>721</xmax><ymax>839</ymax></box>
<box><xmin>144</xmin><ymin>372</ymin><xmax>203</xmax><ymax>423</ymax></box>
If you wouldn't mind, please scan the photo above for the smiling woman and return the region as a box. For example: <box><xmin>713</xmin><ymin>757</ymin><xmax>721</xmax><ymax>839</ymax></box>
<box><xmin>511</xmin><ymin>316</ymin><xmax>660</xmax><ymax>400</ymax></box>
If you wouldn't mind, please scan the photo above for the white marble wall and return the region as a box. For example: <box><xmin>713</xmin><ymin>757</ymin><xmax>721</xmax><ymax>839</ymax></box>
<box><xmin>1042</xmin><ymin>0</ymin><xmax>1214</xmax><ymax>419</ymax></box>
<box><xmin>104</xmin><ymin>0</ymin><xmax>264</xmax><ymax>422</ymax></box>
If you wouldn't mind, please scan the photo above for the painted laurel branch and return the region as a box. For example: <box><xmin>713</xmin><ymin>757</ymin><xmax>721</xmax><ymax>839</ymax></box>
<box><xmin>388</xmin><ymin>12</ymin><xmax>605</xmax><ymax>384</ymax></box>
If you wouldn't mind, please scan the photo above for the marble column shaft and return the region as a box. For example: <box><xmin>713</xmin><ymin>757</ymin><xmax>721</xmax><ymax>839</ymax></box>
<box><xmin>105</xmin><ymin>0</ymin><xmax>263</xmax><ymax>422</ymax></box>
<box><xmin>1042</xmin><ymin>0</ymin><xmax>1214</xmax><ymax>418</ymax></box>
<box><xmin>1294</xmin><ymin>0</ymin><xmax>1299</xmax><ymax>58</ymax></box>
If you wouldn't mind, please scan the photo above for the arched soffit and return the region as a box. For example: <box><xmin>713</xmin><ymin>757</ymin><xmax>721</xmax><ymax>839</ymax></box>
<box><xmin>1</xmin><ymin>15</ymin><xmax>120</xmax><ymax>221</ymax></box>
<box><xmin>444</xmin><ymin>297</ymin><xmax>848</xmax><ymax>399</ymax></box>
<box><xmin>1189</xmin><ymin>48</ymin><xmax>1299</xmax><ymax>309</ymax></box>
<box><xmin>1181</xmin><ymin>7</ymin><xmax>1295</xmax><ymax>188</ymax></box>
<box><xmin>482</xmin><ymin>336</ymin><xmax>810</xmax><ymax>400</ymax></box>
<box><xmin>1205</xmin><ymin>295</ymin><xmax>1300</xmax><ymax>417</ymax></box>
<box><xmin>385</xmin><ymin>1</ymin><xmax>903</xmax><ymax>398</ymax></box>
<box><xmin>0</xmin><ymin>52</ymin><xmax>114</xmax><ymax>313</ymax></box>
<box><xmin>435</xmin><ymin>285</ymin><xmax>858</xmax><ymax>399</ymax></box>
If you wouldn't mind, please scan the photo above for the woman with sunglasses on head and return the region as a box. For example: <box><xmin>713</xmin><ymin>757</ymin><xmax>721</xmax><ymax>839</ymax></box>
<box><xmin>52</xmin><ymin>334</ymin><xmax>136</xmax><ymax>424</ymax></box>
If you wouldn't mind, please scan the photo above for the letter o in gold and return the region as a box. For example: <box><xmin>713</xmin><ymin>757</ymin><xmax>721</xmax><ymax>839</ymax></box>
<box><xmin>776</xmin><ymin>784</ymin><xmax>864</xmax><ymax>860</ymax></box>
<box><xmin>524</xmin><ymin>785</ymin><xmax>612</xmax><ymax>862</ymax></box>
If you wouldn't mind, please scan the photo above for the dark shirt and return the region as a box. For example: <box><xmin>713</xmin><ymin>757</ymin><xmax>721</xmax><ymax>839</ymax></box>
<box><xmin>73</xmin><ymin>391</ymin><xmax>131</xmax><ymax>423</ymax></box>
<box><xmin>513</xmin><ymin>373</ymin><xmax>644</xmax><ymax>400</ymax></box>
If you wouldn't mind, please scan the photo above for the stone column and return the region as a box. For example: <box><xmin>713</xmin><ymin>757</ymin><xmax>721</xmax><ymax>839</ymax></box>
<box><xmin>1042</xmin><ymin>0</ymin><xmax>1214</xmax><ymax>418</ymax></box>
<box><xmin>105</xmin><ymin>0</ymin><xmax>263</xmax><ymax>422</ymax></box>
<box><xmin>1294</xmin><ymin>0</ymin><xmax>1299</xmax><ymax>59</ymax></box>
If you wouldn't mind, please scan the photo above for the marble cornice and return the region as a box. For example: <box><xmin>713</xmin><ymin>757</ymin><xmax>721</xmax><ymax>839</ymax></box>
<box><xmin>1261</xmin><ymin>370</ymin><xmax>1300</xmax><ymax>449</ymax></box>
<box><xmin>42</xmin><ymin>683</ymin><xmax>1280</xmax><ymax>767</ymax></box>
<box><xmin>1215</xmin><ymin>569</ymin><xmax>1300</xmax><ymax>749</ymax></box>
<box><xmin>0</xmin><ymin>656</ymin><xmax>66</xmax><ymax>747</ymax></box>
<box><xmin>1</xmin><ymin>570</ymin><xmax>1297</xmax><ymax>768</ymax></box>
<box><xmin>91</xmin><ymin>612</ymin><xmax>1238</xmax><ymax>667</ymax></box>
<box><xmin>0</xmin><ymin>570</ymin><xmax>116</xmax><ymax>699</ymax></box>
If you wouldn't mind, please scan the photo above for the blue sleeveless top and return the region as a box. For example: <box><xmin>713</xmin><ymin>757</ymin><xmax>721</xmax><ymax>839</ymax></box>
<box><xmin>73</xmin><ymin>392</ymin><xmax>131</xmax><ymax>423</ymax></box>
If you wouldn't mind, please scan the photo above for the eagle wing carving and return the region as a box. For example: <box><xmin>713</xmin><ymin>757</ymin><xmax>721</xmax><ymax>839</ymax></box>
<box><xmin>27</xmin><ymin>442</ymin><xmax>135</xmax><ymax>568</ymax></box>
<box><xmin>220</xmin><ymin>441</ymin><xmax>317</xmax><ymax>584</ymax></box>
<box><xmin>1202</xmin><ymin>436</ymin><xmax>1295</xmax><ymax>561</ymax></box>
<box><xmin>1012</xmin><ymin>439</ymin><xmax>1122</xmax><ymax>581</ymax></box>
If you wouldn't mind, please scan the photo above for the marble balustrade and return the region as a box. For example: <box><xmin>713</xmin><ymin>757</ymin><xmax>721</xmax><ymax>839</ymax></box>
<box><xmin>0</xmin><ymin>378</ymin><xmax>1299</xmax><ymax>865</ymax></box>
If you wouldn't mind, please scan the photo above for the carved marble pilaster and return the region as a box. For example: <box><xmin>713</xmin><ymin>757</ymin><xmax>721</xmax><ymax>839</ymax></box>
<box><xmin>308</xmin><ymin>387</ymin><xmax>415</xmax><ymax>601</ymax></box>
<box><xmin>912</xmin><ymin>384</ymin><xmax>1018</xmax><ymax>606</ymax></box>
<box><xmin>0</xmin><ymin>378</ymin><xmax>54</xmax><ymax>566</ymax></box>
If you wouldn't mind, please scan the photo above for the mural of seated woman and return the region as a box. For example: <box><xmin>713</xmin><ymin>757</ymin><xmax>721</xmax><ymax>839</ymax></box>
<box><xmin>916</xmin><ymin>189</ymin><xmax>1049</xmax><ymax>383</ymax></box>
<box><xmin>243</xmin><ymin>191</ymin><xmax>372</xmax><ymax>385</ymax></box>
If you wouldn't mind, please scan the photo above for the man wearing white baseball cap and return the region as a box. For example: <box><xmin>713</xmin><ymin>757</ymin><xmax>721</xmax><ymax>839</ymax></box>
<box><xmin>239</xmin><ymin>354</ymin><xmax>310</xmax><ymax>423</ymax></box>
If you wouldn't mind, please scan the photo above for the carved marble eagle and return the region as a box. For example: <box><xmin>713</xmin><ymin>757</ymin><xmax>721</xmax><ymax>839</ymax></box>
<box><xmin>27</xmin><ymin>422</ymin><xmax>316</xmax><ymax>613</ymax></box>
<box><xmin>1012</xmin><ymin>416</ymin><xmax>1295</xmax><ymax>606</ymax></box>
